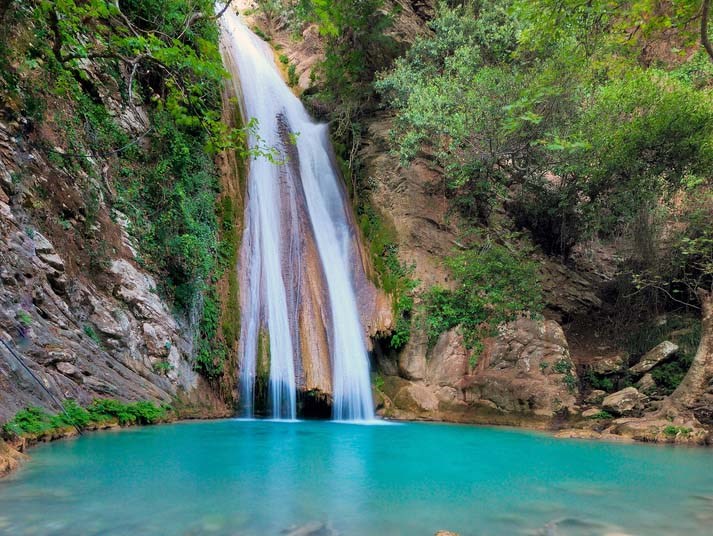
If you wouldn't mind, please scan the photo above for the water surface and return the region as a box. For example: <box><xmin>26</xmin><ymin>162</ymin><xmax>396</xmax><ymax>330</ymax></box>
<box><xmin>0</xmin><ymin>420</ymin><xmax>712</xmax><ymax>535</ymax></box>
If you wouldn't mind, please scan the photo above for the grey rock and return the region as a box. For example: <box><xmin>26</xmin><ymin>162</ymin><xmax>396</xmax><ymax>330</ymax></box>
<box><xmin>602</xmin><ymin>387</ymin><xmax>647</xmax><ymax>416</ymax></box>
<box><xmin>630</xmin><ymin>341</ymin><xmax>678</xmax><ymax>375</ymax></box>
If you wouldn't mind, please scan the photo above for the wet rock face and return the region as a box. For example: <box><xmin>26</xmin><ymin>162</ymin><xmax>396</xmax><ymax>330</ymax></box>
<box><xmin>0</xmin><ymin>439</ymin><xmax>25</xmax><ymax>477</ymax></box>
<box><xmin>378</xmin><ymin>318</ymin><xmax>579</xmax><ymax>421</ymax></box>
<box><xmin>0</xmin><ymin>122</ymin><xmax>228</xmax><ymax>422</ymax></box>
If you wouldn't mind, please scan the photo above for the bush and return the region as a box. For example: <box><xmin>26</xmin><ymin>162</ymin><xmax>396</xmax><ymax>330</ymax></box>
<box><xmin>587</xmin><ymin>410</ymin><xmax>614</xmax><ymax>420</ymax></box>
<box><xmin>2</xmin><ymin>407</ymin><xmax>54</xmax><ymax>437</ymax></box>
<box><xmin>424</xmin><ymin>241</ymin><xmax>542</xmax><ymax>354</ymax></box>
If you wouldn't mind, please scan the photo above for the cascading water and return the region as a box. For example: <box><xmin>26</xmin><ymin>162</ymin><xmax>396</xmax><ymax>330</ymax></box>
<box><xmin>220</xmin><ymin>9</ymin><xmax>374</xmax><ymax>421</ymax></box>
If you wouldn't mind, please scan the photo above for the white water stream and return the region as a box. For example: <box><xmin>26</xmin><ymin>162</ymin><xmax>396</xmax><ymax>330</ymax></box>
<box><xmin>220</xmin><ymin>9</ymin><xmax>374</xmax><ymax>420</ymax></box>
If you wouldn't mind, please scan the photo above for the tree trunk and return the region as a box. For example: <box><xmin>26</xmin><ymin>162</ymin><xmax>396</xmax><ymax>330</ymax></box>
<box><xmin>666</xmin><ymin>290</ymin><xmax>713</xmax><ymax>418</ymax></box>
<box><xmin>703</xmin><ymin>0</ymin><xmax>713</xmax><ymax>63</ymax></box>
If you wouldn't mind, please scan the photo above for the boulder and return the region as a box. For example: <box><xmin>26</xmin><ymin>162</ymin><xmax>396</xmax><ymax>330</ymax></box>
<box><xmin>463</xmin><ymin>318</ymin><xmax>579</xmax><ymax>416</ymax></box>
<box><xmin>426</xmin><ymin>328</ymin><xmax>469</xmax><ymax>386</ymax></box>
<box><xmin>582</xmin><ymin>408</ymin><xmax>603</xmax><ymax>418</ymax></box>
<box><xmin>636</xmin><ymin>373</ymin><xmax>656</xmax><ymax>393</ymax></box>
<box><xmin>56</xmin><ymin>361</ymin><xmax>82</xmax><ymax>381</ymax></box>
<box><xmin>31</xmin><ymin>231</ymin><xmax>55</xmax><ymax>255</ymax></box>
<box><xmin>398</xmin><ymin>328</ymin><xmax>427</xmax><ymax>381</ymax></box>
<box><xmin>630</xmin><ymin>341</ymin><xmax>678</xmax><ymax>375</ymax></box>
<box><xmin>393</xmin><ymin>382</ymin><xmax>439</xmax><ymax>413</ymax></box>
<box><xmin>585</xmin><ymin>389</ymin><xmax>607</xmax><ymax>405</ymax></box>
<box><xmin>602</xmin><ymin>387</ymin><xmax>647</xmax><ymax>416</ymax></box>
<box><xmin>37</xmin><ymin>252</ymin><xmax>65</xmax><ymax>272</ymax></box>
<box><xmin>589</xmin><ymin>354</ymin><xmax>626</xmax><ymax>375</ymax></box>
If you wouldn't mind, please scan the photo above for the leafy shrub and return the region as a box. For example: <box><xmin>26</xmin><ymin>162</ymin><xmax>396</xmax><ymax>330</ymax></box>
<box><xmin>287</xmin><ymin>63</ymin><xmax>299</xmax><ymax>87</ymax></box>
<box><xmin>424</xmin><ymin>242</ymin><xmax>542</xmax><ymax>353</ymax></box>
<box><xmin>16</xmin><ymin>310</ymin><xmax>32</xmax><ymax>327</ymax></box>
<box><xmin>86</xmin><ymin>399</ymin><xmax>167</xmax><ymax>426</ymax></box>
<box><xmin>2</xmin><ymin>399</ymin><xmax>169</xmax><ymax>439</ymax></box>
<box><xmin>2</xmin><ymin>407</ymin><xmax>53</xmax><ymax>437</ymax></box>
<box><xmin>83</xmin><ymin>324</ymin><xmax>102</xmax><ymax>345</ymax></box>
<box><xmin>663</xmin><ymin>425</ymin><xmax>691</xmax><ymax>438</ymax></box>
<box><xmin>587</xmin><ymin>410</ymin><xmax>614</xmax><ymax>420</ymax></box>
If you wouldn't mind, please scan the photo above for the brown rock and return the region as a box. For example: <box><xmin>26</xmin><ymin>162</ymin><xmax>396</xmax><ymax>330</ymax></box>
<box><xmin>585</xmin><ymin>389</ymin><xmax>607</xmax><ymax>405</ymax></box>
<box><xmin>602</xmin><ymin>387</ymin><xmax>647</xmax><ymax>416</ymax></box>
<box><xmin>0</xmin><ymin>439</ymin><xmax>26</xmax><ymax>478</ymax></box>
<box><xmin>636</xmin><ymin>373</ymin><xmax>656</xmax><ymax>393</ymax></box>
<box><xmin>589</xmin><ymin>354</ymin><xmax>626</xmax><ymax>375</ymax></box>
<box><xmin>398</xmin><ymin>327</ymin><xmax>428</xmax><ymax>381</ymax></box>
<box><xmin>393</xmin><ymin>382</ymin><xmax>439</xmax><ymax>413</ymax></box>
<box><xmin>582</xmin><ymin>408</ymin><xmax>603</xmax><ymax>418</ymax></box>
<box><xmin>426</xmin><ymin>329</ymin><xmax>469</xmax><ymax>386</ymax></box>
<box><xmin>56</xmin><ymin>361</ymin><xmax>82</xmax><ymax>380</ymax></box>
<box><xmin>464</xmin><ymin>318</ymin><xmax>579</xmax><ymax>417</ymax></box>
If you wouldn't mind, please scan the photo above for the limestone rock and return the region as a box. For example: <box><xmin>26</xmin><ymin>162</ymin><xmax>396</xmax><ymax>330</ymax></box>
<box><xmin>636</xmin><ymin>373</ymin><xmax>656</xmax><ymax>393</ymax></box>
<box><xmin>463</xmin><ymin>318</ymin><xmax>579</xmax><ymax>417</ymax></box>
<box><xmin>585</xmin><ymin>389</ymin><xmax>607</xmax><ymax>405</ymax></box>
<box><xmin>37</xmin><ymin>252</ymin><xmax>65</xmax><ymax>272</ymax></box>
<box><xmin>602</xmin><ymin>387</ymin><xmax>647</xmax><ymax>416</ymax></box>
<box><xmin>630</xmin><ymin>341</ymin><xmax>678</xmax><ymax>375</ymax></box>
<box><xmin>56</xmin><ymin>361</ymin><xmax>82</xmax><ymax>381</ymax></box>
<box><xmin>393</xmin><ymin>382</ymin><xmax>439</xmax><ymax>413</ymax></box>
<box><xmin>589</xmin><ymin>354</ymin><xmax>626</xmax><ymax>375</ymax></box>
<box><xmin>398</xmin><ymin>327</ymin><xmax>428</xmax><ymax>381</ymax></box>
<box><xmin>0</xmin><ymin>439</ymin><xmax>26</xmax><ymax>477</ymax></box>
<box><xmin>31</xmin><ymin>231</ymin><xmax>55</xmax><ymax>255</ymax></box>
<box><xmin>426</xmin><ymin>329</ymin><xmax>469</xmax><ymax>387</ymax></box>
<box><xmin>582</xmin><ymin>408</ymin><xmax>602</xmax><ymax>418</ymax></box>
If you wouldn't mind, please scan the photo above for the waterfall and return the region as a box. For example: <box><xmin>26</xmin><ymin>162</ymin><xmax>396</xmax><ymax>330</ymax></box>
<box><xmin>220</xmin><ymin>10</ymin><xmax>374</xmax><ymax>421</ymax></box>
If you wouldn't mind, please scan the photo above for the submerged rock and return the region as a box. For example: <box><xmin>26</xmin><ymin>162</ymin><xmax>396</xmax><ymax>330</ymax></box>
<box><xmin>282</xmin><ymin>521</ymin><xmax>337</xmax><ymax>536</ymax></box>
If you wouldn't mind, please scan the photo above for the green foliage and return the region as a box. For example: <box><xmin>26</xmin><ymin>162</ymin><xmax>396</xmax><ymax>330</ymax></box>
<box><xmin>585</xmin><ymin>370</ymin><xmax>615</xmax><ymax>393</ymax></box>
<box><xmin>287</xmin><ymin>63</ymin><xmax>299</xmax><ymax>87</ymax></box>
<box><xmin>83</xmin><ymin>324</ymin><xmax>102</xmax><ymax>345</ymax></box>
<box><xmin>373</xmin><ymin>373</ymin><xmax>385</xmax><ymax>392</ymax></box>
<box><xmin>624</xmin><ymin>315</ymin><xmax>701</xmax><ymax>394</ymax></box>
<box><xmin>663</xmin><ymin>425</ymin><xmax>692</xmax><ymax>438</ymax></box>
<box><xmin>0</xmin><ymin>0</ymin><xmax>254</xmax><ymax>384</ymax></box>
<box><xmin>195</xmin><ymin>286</ymin><xmax>227</xmax><ymax>379</ymax></box>
<box><xmin>152</xmin><ymin>360</ymin><xmax>174</xmax><ymax>375</ymax></box>
<box><xmin>587</xmin><ymin>410</ymin><xmax>614</xmax><ymax>420</ymax></box>
<box><xmin>116</xmin><ymin>111</ymin><xmax>220</xmax><ymax>311</ymax></box>
<box><xmin>1</xmin><ymin>399</ymin><xmax>168</xmax><ymax>438</ymax></box>
<box><xmin>86</xmin><ymin>399</ymin><xmax>167</xmax><ymax>426</ymax></box>
<box><xmin>16</xmin><ymin>310</ymin><xmax>32</xmax><ymax>327</ymax></box>
<box><xmin>2</xmin><ymin>407</ymin><xmax>54</xmax><ymax>437</ymax></box>
<box><xmin>297</xmin><ymin>0</ymin><xmax>397</xmax><ymax>102</ymax></box>
<box><xmin>378</xmin><ymin>1</ymin><xmax>713</xmax><ymax>265</ymax></box>
<box><xmin>358</xmin><ymin>203</ymin><xmax>418</xmax><ymax>350</ymax></box>
<box><xmin>424</xmin><ymin>240</ymin><xmax>542</xmax><ymax>352</ymax></box>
